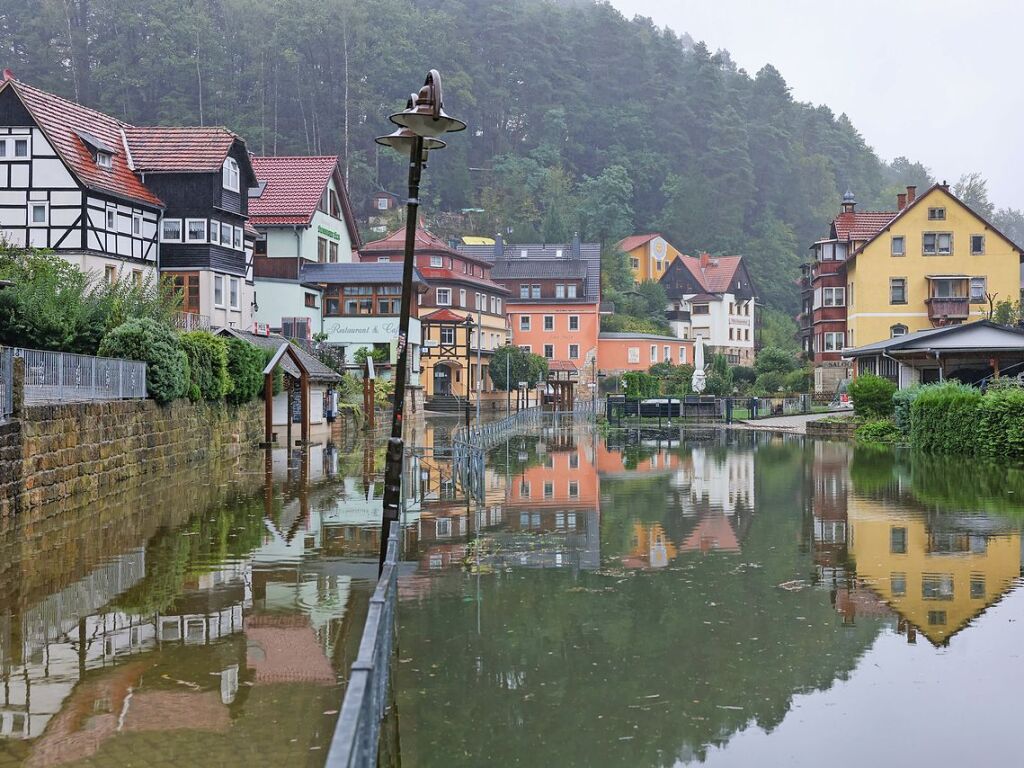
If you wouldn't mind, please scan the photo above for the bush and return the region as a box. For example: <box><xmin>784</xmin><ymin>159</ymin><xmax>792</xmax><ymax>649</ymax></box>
<box><xmin>179</xmin><ymin>331</ymin><xmax>230</xmax><ymax>401</ymax></box>
<box><xmin>847</xmin><ymin>373</ymin><xmax>896</xmax><ymax>419</ymax></box>
<box><xmin>622</xmin><ymin>371</ymin><xmax>660</xmax><ymax>399</ymax></box>
<box><xmin>225</xmin><ymin>338</ymin><xmax>265</xmax><ymax>404</ymax></box>
<box><xmin>977</xmin><ymin>387</ymin><xmax>1024</xmax><ymax>461</ymax></box>
<box><xmin>732</xmin><ymin>366</ymin><xmax>756</xmax><ymax>386</ymax></box>
<box><xmin>855</xmin><ymin>418</ymin><xmax>903</xmax><ymax>445</ymax></box>
<box><xmin>752</xmin><ymin>370</ymin><xmax>785</xmax><ymax>395</ymax></box>
<box><xmin>783</xmin><ymin>368</ymin><xmax>809</xmax><ymax>393</ymax></box>
<box><xmin>910</xmin><ymin>381</ymin><xmax>982</xmax><ymax>455</ymax></box>
<box><xmin>892</xmin><ymin>386</ymin><xmax>922</xmax><ymax>435</ymax></box>
<box><xmin>754</xmin><ymin>346</ymin><xmax>798</xmax><ymax>376</ymax></box>
<box><xmin>98</xmin><ymin>318</ymin><xmax>189</xmax><ymax>404</ymax></box>
<box><xmin>353</xmin><ymin>345</ymin><xmax>389</xmax><ymax>365</ymax></box>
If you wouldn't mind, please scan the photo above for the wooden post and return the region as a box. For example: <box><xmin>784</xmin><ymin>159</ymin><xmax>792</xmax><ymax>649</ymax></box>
<box><xmin>300</xmin><ymin>370</ymin><xmax>310</xmax><ymax>444</ymax></box>
<box><xmin>264</xmin><ymin>372</ymin><xmax>273</xmax><ymax>444</ymax></box>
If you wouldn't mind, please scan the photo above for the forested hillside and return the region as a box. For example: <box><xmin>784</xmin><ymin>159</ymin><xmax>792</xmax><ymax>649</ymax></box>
<box><xmin>2</xmin><ymin>0</ymin><xmax>1016</xmax><ymax>312</ymax></box>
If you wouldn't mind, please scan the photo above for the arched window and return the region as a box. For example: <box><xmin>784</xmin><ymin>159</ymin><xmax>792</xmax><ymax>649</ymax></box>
<box><xmin>891</xmin><ymin>324</ymin><xmax>908</xmax><ymax>338</ymax></box>
<box><xmin>222</xmin><ymin>157</ymin><xmax>239</xmax><ymax>192</ymax></box>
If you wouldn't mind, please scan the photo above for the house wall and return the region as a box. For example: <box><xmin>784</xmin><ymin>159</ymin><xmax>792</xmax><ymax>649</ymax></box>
<box><xmin>847</xmin><ymin>186</ymin><xmax>1022</xmax><ymax>349</ymax></box>
<box><xmin>597</xmin><ymin>336</ymin><xmax>692</xmax><ymax>372</ymax></box>
<box><xmin>321</xmin><ymin>315</ymin><xmax>421</xmax><ymax>384</ymax></box>
<box><xmin>506</xmin><ymin>301</ymin><xmax>600</xmax><ymax>364</ymax></box>
<box><xmin>253</xmin><ymin>279</ymin><xmax>321</xmax><ymax>332</ymax></box>
<box><xmin>625</xmin><ymin>236</ymin><xmax>683</xmax><ymax>283</ymax></box>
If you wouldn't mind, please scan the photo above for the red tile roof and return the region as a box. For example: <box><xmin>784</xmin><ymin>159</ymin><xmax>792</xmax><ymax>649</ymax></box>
<box><xmin>3</xmin><ymin>78</ymin><xmax>163</xmax><ymax>207</ymax></box>
<box><xmin>617</xmin><ymin>234</ymin><xmax>660</xmax><ymax>252</ymax></box>
<box><xmin>422</xmin><ymin>308</ymin><xmax>467</xmax><ymax>323</ymax></box>
<box><xmin>416</xmin><ymin>265</ymin><xmax>509</xmax><ymax>292</ymax></box>
<box><xmin>832</xmin><ymin>210</ymin><xmax>897</xmax><ymax>242</ymax></box>
<box><xmin>362</xmin><ymin>225</ymin><xmax>457</xmax><ymax>254</ymax></box>
<box><xmin>681</xmin><ymin>513</ymin><xmax>740</xmax><ymax>553</ymax></box>
<box><xmin>249</xmin><ymin>155</ymin><xmax>338</xmax><ymax>226</ymax></box>
<box><xmin>123</xmin><ymin>125</ymin><xmax>237</xmax><ymax>172</ymax></box>
<box><xmin>548</xmin><ymin>360</ymin><xmax>578</xmax><ymax>372</ymax></box>
<box><xmin>677</xmin><ymin>255</ymin><xmax>744</xmax><ymax>293</ymax></box>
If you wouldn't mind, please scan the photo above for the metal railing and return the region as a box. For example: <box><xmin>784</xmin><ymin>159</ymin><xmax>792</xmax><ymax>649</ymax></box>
<box><xmin>452</xmin><ymin>406</ymin><xmax>544</xmax><ymax>450</ymax></box>
<box><xmin>13</xmin><ymin>347</ymin><xmax>147</xmax><ymax>404</ymax></box>
<box><xmin>325</xmin><ymin>525</ymin><xmax>400</xmax><ymax>768</ymax></box>
<box><xmin>1</xmin><ymin>347</ymin><xmax>12</xmax><ymax>420</ymax></box>
<box><xmin>173</xmin><ymin>311</ymin><xmax>212</xmax><ymax>331</ymax></box>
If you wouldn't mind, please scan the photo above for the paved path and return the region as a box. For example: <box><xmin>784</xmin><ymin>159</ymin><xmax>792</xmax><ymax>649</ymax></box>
<box><xmin>733</xmin><ymin>411</ymin><xmax>844</xmax><ymax>435</ymax></box>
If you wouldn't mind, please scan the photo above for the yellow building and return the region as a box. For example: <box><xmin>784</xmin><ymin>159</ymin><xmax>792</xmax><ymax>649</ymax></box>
<box><xmin>617</xmin><ymin>234</ymin><xmax>684</xmax><ymax>283</ymax></box>
<box><xmin>845</xmin><ymin>183</ymin><xmax>1023</xmax><ymax>349</ymax></box>
<box><xmin>848</xmin><ymin>497</ymin><xmax>1021</xmax><ymax>645</ymax></box>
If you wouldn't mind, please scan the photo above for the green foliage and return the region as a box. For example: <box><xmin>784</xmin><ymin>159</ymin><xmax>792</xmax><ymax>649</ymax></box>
<box><xmin>754</xmin><ymin>346</ymin><xmax>798</xmax><ymax>376</ymax></box>
<box><xmin>976</xmin><ymin>387</ymin><xmax>1024</xmax><ymax>461</ymax></box>
<box><xmin>622</xmin><ymin>371</ymin><xmax>660</xmax><ymax>399</ymax></box>
<box><xmin>225</xmin><ymin>338</ymin><xmax>265</xmax><ymax>404</ymax></box>
<box><xmin>854</xmin><ymin>418</ymin><xmax>903</xmax><ymax>445</ymax></box>
<box><xmin>600</xmin><ymin>314</ymin><xmax>670</xmax><ymax>334</ymax></box>
<box><xmin>704</xmin><ymin>353</ymin><xmax>734</xmax><ymax>396</ymax></box>
<box><xmin>353</xmin><ymin>345</ymin><xmax>388</xmax><ymax>365</ymax></box>
<box><xmin>489</xmin><ymin>345</ymin><xmax>548</xmax><ymax>390</ymax></box>
<box><xmin>892</xmin><ymin>386</ymin><xmax>922</xmax><ymax>435</ymax></box>
<box><xmin>991</xmin><ymin>299</ymin><xmax>1022</xmax><ymax>326</ymax></box>
<box><xmin>752</xmin><ymin>370</ymin><xmax>785</xmax><ymax>395</ymax></box>
<box><xmin>910</xmin><ymin>381</ymin><xmax>983</xmax><ymax>455</ymax></box>
<box><xmin>782</xmin><ymin>368</ymin><xmax>809</xmax><ymax>393</ymax></box>
<box><xmin>373</xmin><ymin>377</ymin><xmax>395</xmax><ymax>408</ymax></box>
<box><xmin>98</xmin><ymin>318</ymin><xmax>189</xmax><ymax>404</ymax></box>
<box><xmin>648</xmin><ymin>363</ymin><xmax>694</xmax><ymax>396</ymax></box>
<box><xmin>179</xmin><ymin>331</ymin><xmax>230</xmax><ymax>402</ymax></box>
<box><xmin>847</xmin><ymin>373</ymin><xmax>896</xmax><ymax>419</ymax></box>
<box><xmin>732</xmin><ymin>366</ymin><xmax>756</xmax><ymax>386</ymax></box>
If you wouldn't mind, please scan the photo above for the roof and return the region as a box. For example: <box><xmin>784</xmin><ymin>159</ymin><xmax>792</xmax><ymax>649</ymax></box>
<box><xmin>216</xmin><ymin>328</ymin><xmax>342</xmax><ymax>382</ymax></box>
<box><xmin>599</xmin><ymin>332</ymin><xmax>687</xmax><ymax>343</ymax></box>
<box><xmin>687</xmin><ymin>293</ymin><xmax>719</xmax><ymax>303</ymax></box>
<box><xmin>123</xmin><ymin>125</ymin><xmax>237</xmax><ymax>172</ymax></box>
<box><xmin>249</xmin><ymin>155</ymin><xmax>338</xmax><ymax>226</ymax></box>
<box><xmin>675</xmin><ymin>255</ymin><xmax>745</xmax><ymax>293</ymax></box>
<box><xmin>832</xmin><ymin>210</ymin><xmax>897</xmax><ymax>242</ymax></box>
<box><xmin>460</xmin><ymin>239</ymin><xmax>603</xmax><ymax>300</ymax></box>
<box><xmin>362</xmin><ymin>226</ymin><xmax>463</xmax><ymax>256</ymax></box>
<box><xmin>491</xmin><ymin>259</ymin><xmax>588</xmax><ymax>280</ymax></box>
<box><xmin>299</xmin><ymin>261</ymin><xmax>426</xmax><ymax>287</ymax></box>
<box><xmin>415</xmin><ymin>265</ymin><xmax>509</xmax><ymax>293</ymax></box>
<box><xmin>421</xmin><ymin>308</ymin><xmax>467</xmax><ymax>323</ymax></box>
<box><xmin>617</xmin><ymin>234</ymin><xmax>661</xmax><ymax>252</ymax></box>
<box><xmin>844</xmin><ymin>320</ymin><xmax>1024</xmax><ymax>358</ymax></box>
<box><xmin>547</xmin><ymin>360</ymin><xmax>578</xmax><ymax>372</ymax></box>
<box><xmin>1</xmin><ymin>78</ymin><xmax>163</xmax><ymax>208</ymax></box>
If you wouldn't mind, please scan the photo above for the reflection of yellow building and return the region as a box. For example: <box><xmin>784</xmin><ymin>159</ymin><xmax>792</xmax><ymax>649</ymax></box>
<box><xmin>848</xmin><ymin>498</ymin><xmax>1021</xmax><ymax>645</ymax></box>
<box><xmin>625</xmin><ymin>523</ymin><xmax>677</xmax><ymax>569</ymax></box>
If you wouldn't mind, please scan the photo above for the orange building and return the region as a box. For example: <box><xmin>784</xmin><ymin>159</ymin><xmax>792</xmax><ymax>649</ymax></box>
<box><xmin>598</xmin><ymin>332</ymin><xmax>693</xmax><ymax>374</ymax></box>
<box><xmin>617</xmin><ymin>233</ymin><xmax>684</xmax><ymax>283</ymax></box>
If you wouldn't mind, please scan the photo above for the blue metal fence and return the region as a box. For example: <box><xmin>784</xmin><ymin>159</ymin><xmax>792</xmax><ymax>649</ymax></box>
<box><xmin>13</xmin><ymin>347</ymin><xmax>147</xmax><ymax>404</ymax></box>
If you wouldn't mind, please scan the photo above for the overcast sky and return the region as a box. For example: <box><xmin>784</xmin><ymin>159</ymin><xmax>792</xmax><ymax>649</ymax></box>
<box><xmin>609</xmin><ymin>0</ymin><xmax>1023</xmax><ymax>210</ymax></box>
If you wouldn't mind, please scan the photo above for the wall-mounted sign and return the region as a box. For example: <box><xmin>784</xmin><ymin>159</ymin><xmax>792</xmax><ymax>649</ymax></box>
<box><xmin>325</xmin><ymin>320</ymin><xmax>403</xmax><ymax>337</ymax></box>
<box><xmin>317</xmin><ymin>225</ymin><xmax>341</xmax><ymax>241</ymax></box>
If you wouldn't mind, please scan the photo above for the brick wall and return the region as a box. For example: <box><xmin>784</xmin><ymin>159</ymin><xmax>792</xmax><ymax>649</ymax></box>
<box><xmin>0</xmin><ymin>398</ymin><xmax>263</xmax><ymax>516</ymax></box>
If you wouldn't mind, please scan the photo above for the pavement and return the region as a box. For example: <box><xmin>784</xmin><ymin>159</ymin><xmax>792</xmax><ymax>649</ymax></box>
<box><xmin>733</xmin><ymin>411</ymin><xmax>845</xmax><ymax>435</ymax></box>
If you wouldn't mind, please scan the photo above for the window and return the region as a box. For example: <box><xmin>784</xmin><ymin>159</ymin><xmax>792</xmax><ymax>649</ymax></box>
<box><xmin>890</xmin><ymin>277</ymin><xmax>907</xmax><ymax>304</ymax></box>
<box><xmin>519</xmin><ymin>480</ymin><xmax>530</xmax><ymax>498</ymax></box>
<box><xmin>329</xmin><ymin>241</ymin><xmax>339</xmax><ymax>263</ymax></box>
<box><xmin>305</xmin><ymin>292</ymin><xmax>317</xmax><ymax>308</ymax></box>
<box><xmin>222</xmin><ymin>157</ymin><xmax>240</xmax><ymax>192</ymax></box>
<box><xmin>440</xmin><ymin>327</ymin><xmax>455</xmax><ymax>345</ymax></box>
<box><xmin>234</xmin><ymin>226</ymin><xmax>243</xmax><ymax>250</ymax></box>
<box><xmin>377</xmin><ymin>256</ymin><xmax>390</xmax><ymax>262</ymax></box>
<box><xmin>631</xmin><ymin>257</ymin><xmax>640</xmax><ymax>269</ymax></box>
<box><xmin>923</xmin><ymin>232</ymin><xmax>952</xmax><ymax>255</ymax></box>
<box><xmin>927</xmin><ymin>207</ymin><xmax>946</xmax><ymax>220</ymax></box>
<box><xmin>459</xmin><ymin>289</ymin><xmax>467</xmax><ymax>307</ymax></box>
<box><xmin>229</xmin><ymin>277</ymin><xmax>239</xmax><ymax>311</ymax></box>
<box><xmin>28</xmin><ymin>202</ymin><xmax>47</xmax><ymax>225</ymax></box>
<box><xmin>430</xmin><ymin>255</ymin><xmax>443</xmax><ymax>267</ymax></box>
<box><xmin>520</xmin><ymin>284</ymin><xmax>530</xmax><ymax>299</ymax></box>
<box><xmin>890</xmin><ymin>573</ymin><xmax>907</xmax><ymax>597</ymax></box>
<box><xmin>927</xmin><ymin>611</ymin><xmax>947</xmax><ymax>626</ymax></box>
<box><xmin>543</xmin><ymin>315</ymin><xmax>554</xmax><ymax>331</ymax></box>
<box><xmin>890</xmin><ymin>324</ymin><xmax>908</xmax><ymax>338</ymax></box>
<box><xmin>520</xmin><ymin>315</ymin><xmax>531</xmax><ymax>331</ymax></box>
<box><xmin>132</xmin><ymin>212</ymin><xmax>142</xmax><ymax>235</ymax></box>
<box><xmin>186</xmin><ymin>219</ymin><xmax>207</xmax><ymax>243</ymax></box>
<box><xmin>543</xmin><ymin>344</ymin><xmax>554</xmax><ymax>359</ymax></box>
<box><xmin>568</xmin><ymin>315</ymin><xmax>579</xmax><ymax>331</ymax></box>
<box><xmin>376</xmin><ymin>197</ymin><xmax>389</xmax><ymax>211</ymax></box>
<box><xmin>531</xmin><ymin>284</ymin><xmax>541</xmax><ymax>299</ymax></box>
<box><xmin>569</xmin><ymin>344</ymin><xmax>579</xmax><ymax>359</ymax></box>
<box><xmin>104</xmin><ymin>265</ymin><xmax>116</xmax><ymax>284</ymax></box>
<box><xmin>544</xmin><ymin>481</ymin><xmax>553</xmax><ymax>499</ymax></box>
<box><xmin>693</xmin><ymin>304</ymin><xmax>709</xmax><ymax>315</ymax></box>
<box><xmin>823</xmin><ymin>287</ymin><xmax>845</xmax><ymax>307</ymax></box>
<box><xmin>556</xmin><ymin>284</ymin><xmax>566</xmax><ymax>298</ymax></box>
<box><xmin>970</xmin><ymin>276</ymin><xmax>986</xmax><ymax>302</ymax></box>
<box><xmin>664</xmin><ymin>345</ymin><xmax>671</xmax><ymax>361</ymax></box>
<box><xmin>971</xmin><ymin>576</ymin><xmax>985</xmax><ymax>599</ymax></box>
<box><xmin>106</xmin><ymin>207</ymin><xmax>116</xmax><ymax>230</ymax></box>
<box><xmin>436</xmin><ymin>288</ymin><xmax>451</xmax><ymax>306</ymax></box>
<box><xmin>490</xmin><ymin>296</ymin><xmax>496</xmax><ymax>314</ymax></box>
<box><xmin>678</xmin><ymin>346</ymin><xmax>687</xmax><ymax>364</ymax></box>
<box><xmin>890</xmin><ymin>527</ymin><xmax>907</xmax><ymax>554</ymax></box>
<box><xmin>161</xmin><ymin>219</ymin><xmax>182</xmax><ymax>242</ymax></box>
<box><xmin>971</xmin><ymin>234</ymin><xmax>985</xmax><ymax>255</ymax></box>
<box><xmin>14</xmin><ymin>138</ymin><xmax>28</xmax><ymax>157</ymax></box>
<box><xmin>890</xmin><ymin>236</ymin><xmax>906</xmax><ymax>256</ymax></box>
<box><xmin>96</xmin><ymin>151</ymin><xmax>112</xmax><ymax>169</ymax></box>
<box><xmin>627</xmin><ymin>347</ymin><xmax>640</xmax><ymax>364</ymax></box>
<box><xmin>214</xmin><ymin>275</ymin><xmax>225</xmax><ymax>307</ymax></box>
<box><xmin>650</xmin><ymin>345</ymin><xmax>657</xmax><ymax>363</ymax></box>
<box><xmin>317</xmin><ymin>237</ymin><xmax>328</xmax><ymax>262</ymax></box>
<box><xmin>209</xmin><ymin>221</ymin><xmax>221</xmax><ymax>245</ymax></box>
<box><xmin>496</xmin><ymin>299</ymin><xmax>502</xmax><ymax>315</ymax></box>
<box><xmin>922</xmin><ymin>574</ymin><xmax>954</xmax><ymax>601</ymax></box>
<box><xmin>568</xmin><ymin>481</ymin><xmax>579</xmax><ymax>498</ymax></box>
<box><xmin>567</xmin><ymin>284</ymin><xmax>577</xmax><ymax>298</ymax></box>
<box><xmin>823</xmin><ymin>332</ymin><xmax>845</xmax><ymax>351</ymax></box>
<box><xmin>377</xmin><ymin>285</ymin><xmax>401</xmax><ymax>314</ymax></box>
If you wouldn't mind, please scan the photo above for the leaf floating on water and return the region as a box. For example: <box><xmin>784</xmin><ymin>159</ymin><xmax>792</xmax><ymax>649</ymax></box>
<box><xmin>777</xmin><ymin>580</ymin><xmax>808</xmax><ymax>591</ymax></box>
<box><xmin>716</xmin><ymin>705</ymin><xmax>744</xmax><ymax>710</ymax></box>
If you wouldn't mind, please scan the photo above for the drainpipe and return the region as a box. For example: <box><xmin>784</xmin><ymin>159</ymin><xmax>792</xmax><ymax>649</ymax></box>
<box><xmin>935</xmin><ymin>350</ymin><xmax>943</xmax><ymax>381</ymax></box>
<box><xmin>882</xmin><ymin>351</ymin><xmax>902</xmax><ymax>388</ymax></box>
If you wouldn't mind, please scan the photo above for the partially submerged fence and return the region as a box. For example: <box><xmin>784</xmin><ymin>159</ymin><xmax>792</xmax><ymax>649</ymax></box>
<box><xmin>606</xmin><ymin>395</ymin><xmax>813</xmax><ymax>425</ymax></box>
<box><xmin>12</xmin><ymin>347</ymin><xmax>147</xmax><ymax>404</ymax></box>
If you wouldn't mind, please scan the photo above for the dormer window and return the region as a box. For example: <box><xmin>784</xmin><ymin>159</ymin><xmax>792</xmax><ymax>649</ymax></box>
<box><xmin>222</xmin><ymin>157</ymin><xmax>240</xmax><ymax>192</ymax></box>
<box><xmin>96</xmin><ymin>151</ymin><xmax>112</xmax><ymax>169</ymax></box>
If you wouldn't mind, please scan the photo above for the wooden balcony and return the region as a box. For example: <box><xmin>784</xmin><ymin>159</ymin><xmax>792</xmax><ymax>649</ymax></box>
<box><xmin>925</xmin><ymin>297</ymin><xmax>970</xmax><ymax>323</ymax></box>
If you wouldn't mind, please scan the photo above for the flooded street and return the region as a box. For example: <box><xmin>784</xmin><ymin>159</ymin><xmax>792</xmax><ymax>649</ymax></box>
<box><xmin>1</xmin><ymin>423</ymin><xmax>1023</xmax><ymax>766</ymax></box>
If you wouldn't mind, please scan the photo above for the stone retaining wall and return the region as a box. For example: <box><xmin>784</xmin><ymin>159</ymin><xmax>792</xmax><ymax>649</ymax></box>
<box><xmin>0</xmin><ymin>398</ymin><xmax>263</xmax><ymax>516</ymax></box>
<box><xmin>805</xmin><ymin>419</ymin><xmax>859</xmax><ymax>439</ymax></box>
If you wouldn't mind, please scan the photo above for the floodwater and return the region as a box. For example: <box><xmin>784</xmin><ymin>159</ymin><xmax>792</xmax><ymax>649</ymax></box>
<box><xmin>395</xmin><ymin>426</ymin><xmax>1024</xmax><ymax>768</ymax></box>
<box><xmin>3</xmin><ymin>424</ymin><xmax>1024</xmax><ymax>767</ymax></box>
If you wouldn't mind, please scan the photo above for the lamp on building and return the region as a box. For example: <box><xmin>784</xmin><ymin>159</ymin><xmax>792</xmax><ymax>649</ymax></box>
<box><xmin>375</xmin><ymin>69</ymin><xmax>465</xmax><ymax>575</ymax></box>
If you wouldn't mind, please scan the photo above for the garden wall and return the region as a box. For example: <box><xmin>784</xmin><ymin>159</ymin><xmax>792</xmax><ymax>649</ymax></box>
<box><xmin>0</xmin><ymin>398</ymin><xmax>263</xmax><ymax>516</ymax></box>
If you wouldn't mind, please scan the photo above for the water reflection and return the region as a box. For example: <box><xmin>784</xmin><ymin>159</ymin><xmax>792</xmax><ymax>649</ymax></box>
<box><xmin>397</xmin><ymin>427</ymin><xmax>1024</xmax><ymax>767</ymax></box>
<box><xmin>0</xmin><ymin>445</ymin><xmax>377</xmax><ymax>767</ymax></box>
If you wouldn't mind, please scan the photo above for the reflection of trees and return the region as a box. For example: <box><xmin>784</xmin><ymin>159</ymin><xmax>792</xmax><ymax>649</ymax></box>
<box><xmin>486</xmin><ymin>436</ymin><xmax>546</xmax><ymax>477</ymax></box>
<box><xmin>397</xmin><ymin>437</ymin><xmax>886</xmax><ymax>767</ymax></box>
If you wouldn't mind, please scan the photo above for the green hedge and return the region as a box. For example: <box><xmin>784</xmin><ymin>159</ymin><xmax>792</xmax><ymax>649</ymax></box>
<box><xmin>622</xmin><ymin>371</ymin><xmax>659</xmax><ymax>399</ymax></box>
<box><xmin>854</xmin><ymin>418</ymin><xmax>902</xmax><ymax>445</ymax></box>
<box><xmin>976</xmin><ymin>387</ymin><xmax>1024</xmax><ymax>461</ymax></box>
<box><xmin>180</xmin><ymin>331</ymin><xmax>230</xmax><ymax>401</ymax></box>
<box><xmin>226</xmin><ymin>338</ymin><xmax>265</xmax><ymax>404</ymax></box>
<box><xmin>847</xmin><ymin>373</ymin><xmax>896</xmax><ymax>419</ymax></box>
<box><xmin>891</xmin><ymin>386</ymin><xmax>921</xmax><ymax>436</ymax></box>
<box><xmin>98</xmin><ymin>318</ymin><xmax>190</xmax><ymax>404</ymax></box>
<box><xmin>909</xmin><ymin>381</ymin><xmax>982</xmax><ymax>455</ymax></box>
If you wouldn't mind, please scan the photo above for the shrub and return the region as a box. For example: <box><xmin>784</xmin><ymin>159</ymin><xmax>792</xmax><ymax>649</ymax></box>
<box><xmin>353</xmin><ymin>345</ymin><xmax>389</xmax><ymax>365</ymax></box>
<box><xmin>847</xmin><ymin>373</ymin><xmax>896</xmax><ymax>419</ymax></box>
<box><xmin>892</xmin><ymin>386</ymin><xmax>922</xmax><ymax>435</ymax></box>
<box><xmin>910</xmin><ymin>381</ymin><xmax>982</xmax><ymax>455</ymax></box>
<box><xmin>225</xmin><ymin>338</ymin><xmax>265</xmax><ymax>404</ymax></box>
<box><xmin>180</xmin><ymin>331</ymin><xmax>230</xmax><ymax>401</ymax></box>
<box><xmin>98</xmin><ymin>318</ymin><xmax>189</xmax><ymax>404</ymax></box>
<box><xmin>732</xmin><ymin>366</ymin><xmax>756</xmax><ymax>386</ymax></box>
<box><xmin>754</xmin><ymin>346</ymin><xmax>798</xmax><ymax>375</ymax></box>
<box><xmin>622</xmin><ymin>371</ymin><xmax>660</xmax><ymax>399</ymax></box>
<box><xmin>977</xmin><ymin>387</ymin><xmax>1024</xmax><ymax>461</ymax></box>
<box><xmin>855</xmin><ymin>418</ymin><xmax>903</xmax><ymax>445</ymax></box>
<box><xmin>783</xmin><ymin>368</ymin><xmax>809</xmax><ymax>393</ymax></box>
<box><xmin>752</xmin><ymin>370</ymin><xmax>785</xmax><ymax>395</ymax></box>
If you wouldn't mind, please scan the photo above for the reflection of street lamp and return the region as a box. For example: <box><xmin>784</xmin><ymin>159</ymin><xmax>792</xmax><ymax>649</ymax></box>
<box><xmin>376</xmin><ymin>70</ymin><xmax>465</xmax><ymax>575</ymax></box>
<box><xmin>463</xmin><ymin>316</ymin><xmax>475</xmax><ymax>427</ymax></box>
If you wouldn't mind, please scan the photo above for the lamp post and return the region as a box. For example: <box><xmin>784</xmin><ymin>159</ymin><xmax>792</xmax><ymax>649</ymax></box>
<box><xmin>376</xmin><ymin>70</ymin><xmax>465</xmax><ymax>574</ymax></box>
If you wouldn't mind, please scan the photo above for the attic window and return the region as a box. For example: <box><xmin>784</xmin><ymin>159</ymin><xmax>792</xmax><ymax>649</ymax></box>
<box><xmin>222</xmin><ymin>157</ymin><xmax>240</xmax><ymax>192</ymax></box>
<box><xmin>928</xmin><ymin>207</ymin><xmax>946</xmax><ymax>221</ymax></box>
<box><xmin>96</xmin><ymin>151</ymin><xmax>112</xmax><ymax>169</ymax></box>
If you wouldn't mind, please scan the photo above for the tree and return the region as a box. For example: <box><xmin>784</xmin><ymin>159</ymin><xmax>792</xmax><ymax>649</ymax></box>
<box><xmin>489</xmin><ymin>345</ymin><xmax>547</xmax><ymax>390</ymax></box>
<box><xmin>577</xmin><ymin>165</ymin><xmax>634</xmax><ymax>246</ymax></box>
<box><xmin>953</xmin><ymin>172</ymin><xmax>994</xmax><ymax>219</ymax></box>
<box><xmin>755</xmin><ymin>346</ymin><xmax>799</xmax><ymax>376</ymax></box>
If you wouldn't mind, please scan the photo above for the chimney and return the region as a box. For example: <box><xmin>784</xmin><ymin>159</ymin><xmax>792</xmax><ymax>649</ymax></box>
<box><xmin>1</xmin><ymin>69</ymin><xmax>14</xmax><ymax>82</ymax></box>
<box><xmin>571</xmin><ymin>231</ymin><xmax>581</xmax><ymax>260</ymax></box>
<box><xmin>906</xmin><ymin>185</ymin><xmax>917</xmax><ymax>205</ymax></box>
<box><xmin>700</xmin><ymin>252</ymin><xmax>711</xmax><ymax>269</ymax></box>
<box><xmin>494</xmin><ymin>233</ymin><xmax>504</xmax><ymax>260</ymax></box>
<box><xmin>897</xmin><ymin>193</ymin><xmax>907</xmax><ymax>211</ymax></box>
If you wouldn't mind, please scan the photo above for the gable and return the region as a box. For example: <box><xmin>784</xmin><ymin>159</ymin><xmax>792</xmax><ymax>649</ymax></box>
<box><xmin>660</xmin><ymin>258</ymin><xmax>704</xmax><ymax>297</ymax></box>
<box><xmin>0</xmin><ymin>87</ymin><xmax>33</xmax><ymax>126</ymax></box>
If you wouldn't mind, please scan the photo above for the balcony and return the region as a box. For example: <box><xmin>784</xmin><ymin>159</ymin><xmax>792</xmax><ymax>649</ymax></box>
<box><xmin>666</xmin><ymin>309</ymin><xmax>691</xmax><ymax>323</ymax></box>
<box><xmin>925</xmin><ymin>297</ymin><xmax>970</xmax><ymax>324</ymax></box>
<box><xmin>173</xmin><ymin>311</ymin><xmax>212</xmax><ymax>331</ymax></box>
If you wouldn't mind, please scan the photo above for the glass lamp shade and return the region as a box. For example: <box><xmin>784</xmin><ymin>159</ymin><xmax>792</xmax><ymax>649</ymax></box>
<box><xmin>375</xmin><ymin>128</ymin><xmax>446</xmax><ymax>157</ymax></box>
<box><xmin>390</xmin><ymin>107</ymin><xmax>466</xmax><ymax>138</ymax></box>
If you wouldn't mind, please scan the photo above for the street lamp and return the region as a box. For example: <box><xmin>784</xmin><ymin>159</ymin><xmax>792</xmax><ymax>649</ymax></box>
<box><xmin>376</xmin><ymin>69</ymin><xmax>465</xmax><ymax>575</ymax></box>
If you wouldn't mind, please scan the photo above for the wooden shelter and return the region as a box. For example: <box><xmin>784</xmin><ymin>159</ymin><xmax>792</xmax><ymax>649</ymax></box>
<box><xmin>263</xmin><ymin>342</ymin><xmax>310</xmax><ymax>445</ymax></box>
